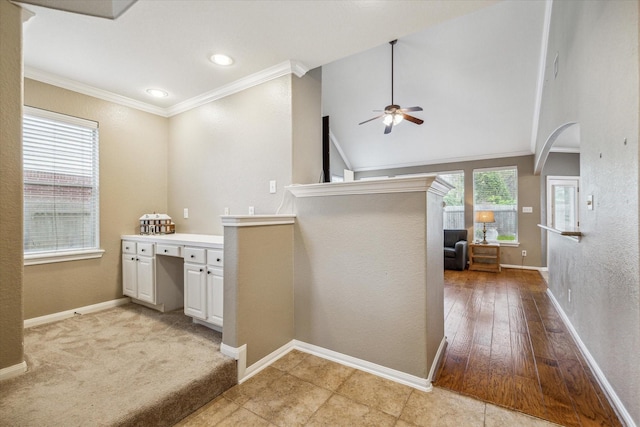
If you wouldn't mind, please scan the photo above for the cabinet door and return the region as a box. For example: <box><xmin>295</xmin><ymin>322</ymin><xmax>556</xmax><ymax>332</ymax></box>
<box><xmin>137</xmin><ymin>255</ymin><xmax>156</xmax><ymax>303</ymax></box>
<box><xmin>122</xmin><ymin>254</ymin><xmax>137</xmax><ymax>298</ymax></box>
<box><xmin>206</xmin><ymin>267</ymin><xmax>224</xmax><ymax>326</ymax></box>
<box><xmin>184</xmin><ymin>263</ymin><xmax>207</xmax><ymax>320</ymax></box>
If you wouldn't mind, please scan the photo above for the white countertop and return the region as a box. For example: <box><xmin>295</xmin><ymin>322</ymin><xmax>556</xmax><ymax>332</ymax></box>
<box><xmin>121</xmin><ymin>233</ymin><xmax>223</xmax><ymax>248</ymax></box>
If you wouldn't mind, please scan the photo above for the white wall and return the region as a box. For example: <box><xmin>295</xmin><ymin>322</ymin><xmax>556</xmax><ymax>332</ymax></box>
<box><xmin>535</xmin><ymin>1</ymin><xmax>639</xmax><ymax>423</ymax></box>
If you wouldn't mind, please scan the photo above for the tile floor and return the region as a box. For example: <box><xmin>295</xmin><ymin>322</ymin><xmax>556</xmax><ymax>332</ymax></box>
<box><xmin>176</xmin><ymin>350</ymin><xmax>560</xmax><ymax>426</ymax></box>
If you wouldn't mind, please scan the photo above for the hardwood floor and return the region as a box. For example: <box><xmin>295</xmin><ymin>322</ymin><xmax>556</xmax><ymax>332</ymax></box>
<box><xmin>435</xmin><ymin>269</ymin><xmax>622</xmax><ymax>427</ymax></box>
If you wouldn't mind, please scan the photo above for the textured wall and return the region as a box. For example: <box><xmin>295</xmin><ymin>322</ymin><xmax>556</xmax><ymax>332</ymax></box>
<box><xmin>357</xmin><ymin>155</ymin><xmax>542</xmax><ymax>267</ymax></box>
<box><xmin>168</xmin><ymin>76</ymin><xmax>294</xmax><ymax>233</ymax></box>
<box><xmin>23</xmin><ymin>79</ymin><xmax>169</xmax><ymax>318</ymax></box>
<box><xmin>293</xmin><ymin>191</ymin><xmax>441</xmax><ymax>378</ymax></box>
<box><xmin>537</xmin><ymin>1</ymin><xmax>639</xmax><ymax>423</ymax></box>
<box><xmin>0</xmin><ymin>0</ymin><xmax>24</xmax><ymax>371</ymax></box>
<box><xmin>223</xmin><ymin>224</ymin><xmax>294</xmax><ymax>366</ymax></box>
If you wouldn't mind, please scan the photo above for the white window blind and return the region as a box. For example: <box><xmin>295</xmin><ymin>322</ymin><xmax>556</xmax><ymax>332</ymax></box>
<box><xmin>23</xmin><ymin>106</ymin><xmax>100</xmax><ymax>255</ymax></box>
<box><xmin>473</xmin><ymin>166</ymin><xmax>518</xmax><ymax>243</ymax></box>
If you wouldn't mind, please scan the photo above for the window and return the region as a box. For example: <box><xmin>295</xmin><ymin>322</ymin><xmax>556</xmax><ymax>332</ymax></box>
<box><xmin>23</xmin><ymin>106</ymin><xmax>102</xmax><ymax>264</ymax></box>
<box><xmin>473</xmin><ymin>167</ymin><xmax>518</xmax><ymax>243</ymax></box>
<box><xmin>438</xmin><ymin>171</ymin><xmax>464</xmax><ymax>229</ymax></box>
<box><xmin>547</xmin><ymin>177</ymin><xmax>579</xmax><ymax>231</ymax></box>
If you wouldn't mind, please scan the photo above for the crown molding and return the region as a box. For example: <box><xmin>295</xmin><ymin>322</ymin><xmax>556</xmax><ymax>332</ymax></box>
<box><xmin>23</xmin><ymin>66</ymin><xmax>169</xmax><ymax>116</ymax></box>
<box><xmin>24</xmin><ymin>59</ymin><xmax>310</xmax><ymax>118</ymax></box>
<box><xmin>166</xmin><ymin>60</ymin><xmax>309</xmax><ymax>116</ymax></box>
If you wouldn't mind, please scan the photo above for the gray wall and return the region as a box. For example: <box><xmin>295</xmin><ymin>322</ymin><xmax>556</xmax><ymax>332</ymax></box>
<box><xmin>293</xmin><ymin>190</ymin><xmax>443</xmax><ymax>378</ymax></box>
<box><xmin>539</xmin><ymin>152</ymin><xmax>580</xmax><ymax>267</ymax></box>
<box><xmin>357</xmin><ymin>155</ymin><xmax>542</xmax><ymax>267</ymax></box>
<box><xmin>23</xmin><ymin>79</ymin><xmax>169</xmax><ymax>319</ymax></box>
<box><xmin>223</xmin><ymin>224</ymin><xmax>294</xmax><ymax>366</ymax></box>
<box><xmin>0</xmin><ymin>0</ymin><xmax>24</xmax><ymax>371</ymax></box>
<box><xmin>536</xmin><ymin>1</ymin><xmax>639</xmax><ymax>423</ymax></box>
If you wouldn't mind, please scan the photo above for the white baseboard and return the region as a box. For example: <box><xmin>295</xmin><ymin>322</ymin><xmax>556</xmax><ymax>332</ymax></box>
<box><xmin>501</xmin><ymin>264</ymin><xmax>544</xmax><ymax>271</ymax></box>
<box><xmin>221</xmin><ymin>339</ymin><xmax>434</xmax><ymax>392</ymax></box>
<box><xmin>24</xmin><ymin>297</ymin><xmax>131</xmax><ymax>328</ymax></box>
<box><xmin>294</xmin><ymin>340</ymin><xmax>432</xmax><ymax>392</ymax></box>
<box><xmin>546</xmin><ymin>289</ymin><xmax>636</xmax><ymax>427</ymax></box>
<box><xmin>428</xmin><ymin>337</ymin><xmax>448</xmax><ymax>383</ymax></box>
<box><xmin>0</xmin><ymin>360</ymin><xmax>27</xmax><ymax>381</ymax></box>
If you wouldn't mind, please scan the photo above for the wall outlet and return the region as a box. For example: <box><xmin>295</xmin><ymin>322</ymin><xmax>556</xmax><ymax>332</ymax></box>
<box><xmin>568</xmin><ymin>289</ymin><xmax>572</xmax><ymax>302</ymax></box>
<box><xmin>521</xmin><ymin>250</ymin><xmax>527</xmax><ymax>257</ymax></box>
<box><xmin>183</xmin><ymin>208</ymin><xmax>189</xmax><ymax>219</ymax></box>
<box><xmin>522</xmin><ymin>206</ymin><xmax>533</xmax><ymax>213</ymax></box>
<box><xmin>248</xmin><ymin>206</ymin><xmax>255</xmax><ymax>215</ymax></box>
<box><xmin>269</xmin><ymin>180</ymin><xmax>276</xmax><ymax>194</ymax></box>
<box><xmin>224</xmin><ymin>207</ymin><xmax>229</xmax><ymax>215</ymax></box>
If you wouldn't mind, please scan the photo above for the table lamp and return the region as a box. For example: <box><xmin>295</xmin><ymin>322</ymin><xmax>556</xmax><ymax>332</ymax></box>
<box><xmin>475</xmin><ymin>210</ymin><xmax>495</xmax><ymax>244</ymax></box>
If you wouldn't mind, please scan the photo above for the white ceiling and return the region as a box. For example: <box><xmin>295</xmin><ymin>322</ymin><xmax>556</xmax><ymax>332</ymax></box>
<box><xmin>19</xmin><ymin>0</ymin><xmax>574</xmax><ymax>172</ymax></box>
<box><xmin>323</xmin><ymin>0</ymin><xmax>548</xmax><ymax>171</ymax></box>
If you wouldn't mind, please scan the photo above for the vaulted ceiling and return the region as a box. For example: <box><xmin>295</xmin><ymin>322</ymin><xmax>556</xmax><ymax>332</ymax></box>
<box><xmin>19</xmin><ymin>0</ymin><xmax>570</xmax><ymax>172</ymax></box>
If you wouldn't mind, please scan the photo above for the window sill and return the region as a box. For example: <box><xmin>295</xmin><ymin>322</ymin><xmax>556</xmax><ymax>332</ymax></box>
<box><xmin>24</xmin><ymin>249</ymin><xmax>105</xmax><ymax>266</ymax></box>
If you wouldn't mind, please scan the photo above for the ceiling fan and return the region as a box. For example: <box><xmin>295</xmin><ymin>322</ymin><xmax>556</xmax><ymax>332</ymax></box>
<box><xmin>359</xmin><ymin>39</ymin><xmax>424</xmax><ymax>134</ymax></box>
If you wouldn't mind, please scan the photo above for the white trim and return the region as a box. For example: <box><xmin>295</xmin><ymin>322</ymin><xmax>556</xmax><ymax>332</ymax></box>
<box><xmin>286</xmin><ymin>175</ymin><xmax>452</xmax><ymax>198</ymax></box>
<box><xmin>241</xmin><ymin>341</ymin><xmax>296</xmax><ymax>383</ymax></box>
<box><xmin>352</xmin><ymin>150</ymin><xmax>533</xmax><ymax>173</ymax></box>
<box><xmin>24</xmin><ymin>67</ymin><xmax>168</xmax><ymax>117</ymax></box>
<box><xmin>24</xmin><ymin>249</ymin><xmax>105</xmax><ymax>266</ymax></box>
<box><xmin>427</xmin><ymin>337</ymin><xmax>448</xmax><ymax>383</ymax></box>
<box><xmin>294</xmin><ymin>340</ymin><xmax>431</xmax><ymax>392</ymax></box>
<box><xmin>24</xmin><ymin>60</ymin><xmax>310</xmax><ymax>118</ymax></box>
<box><xmin>166</xmin><ymin>60</ymin><xmax>309</xmax><ymax>116</ymax></box>
<box><xmin>221</xmin><ymin>343</ymin><xmax>247</xmax><ymax>381</ymax></box>
<box><xmin>500</xmin><ymin>264</ymin><xmax>544</xmax><ymax>271</ymax></box>
<box><xmin>549</xmin><ymin>147</ymin><xmax>580</xmax><ymax>154</ymax></box>
<box><xmin>24</xmin><ymin>105</ymin><xmax>97</xmax><ymax>128</ymax></box>
<box><xmin>546</xmin><ymin>290</ymin><xmax>636</xmax><ymax>427</ymax></box>
<box><xmin>0</xmin><ymin>361</ymin><xmax>27</xmax><ymax>381</ymax></box>
<box><xmin>220</xmin><ymin>214</ymin><xmax>296</xmax><ymax>228</ymax></box>
<box><xmin>24</xmin><ymin>297</ymin><xmax>130</xmax><ymax>328</ymax></box>
<box><xmin>530</xmin><ymin>0</ymin><xmax>553</xmax><ymax>154</ymax></box>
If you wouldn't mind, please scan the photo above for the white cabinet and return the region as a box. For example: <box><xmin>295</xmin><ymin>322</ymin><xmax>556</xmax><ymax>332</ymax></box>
<box><xmin>121</xmin><ymin>240</ymin><xmax>156</xmax><ymax>304</ymax></box>
<box><xmin>183</xmin><ymin>246</ymin><xmax>224</xmax><ymax>327</ymax></box>
<box><xmin>206</xmin><ymin>267</ymin><xmax>224</xmax><ymax>326</ymax></box>
<box><xmin>184</xmin><ymin>262</ymin><xmax>207</xmax><ymax>319</ymax></box>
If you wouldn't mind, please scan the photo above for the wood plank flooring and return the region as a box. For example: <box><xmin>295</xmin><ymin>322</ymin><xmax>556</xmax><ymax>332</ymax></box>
<box><xmin>435</xmin><ymin>269</ymin><xmax>622</xmax><ymax>427</ymax></box>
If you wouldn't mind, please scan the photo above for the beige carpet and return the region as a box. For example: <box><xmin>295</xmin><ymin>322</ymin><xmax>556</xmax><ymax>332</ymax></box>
<box><xmin>0</xmin><ymin>304</ymin><xmax>237</xmax><ymax>426</ymax></box>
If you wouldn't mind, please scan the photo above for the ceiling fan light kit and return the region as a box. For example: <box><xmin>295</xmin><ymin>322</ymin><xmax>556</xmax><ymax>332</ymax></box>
<box><xmin>359</xmin><ymin>39</ymin><xmax>424</xmax><ymax>134</ymax></box>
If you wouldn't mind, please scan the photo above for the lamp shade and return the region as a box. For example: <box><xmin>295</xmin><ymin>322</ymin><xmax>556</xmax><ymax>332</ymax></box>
<box><xmin>475</xmin><ymin>210</ymin><xmax>495</xmax><ymax>223</ymax></box>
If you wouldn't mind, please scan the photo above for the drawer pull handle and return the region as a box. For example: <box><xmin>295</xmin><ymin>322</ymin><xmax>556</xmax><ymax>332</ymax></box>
<box><xmin>216</xmin><ymin>258</ymin><xmax>221</xmax><ymax>262</ymax></box>
<box><xmin>141</xmin><ymin>249</ymin><xmax>145</xmax><ymax>252</ymax></box>
<box><xmin>164</xmin><ymin>249</ymin><xmax>168</xmax><ymax>253</ymax></box>
<box><xmin>131</xmin><ymin>257</ymin><xmax>135</xmax><ymax>261</ymax></box>
<box><xmin>190</xmin><ymin>254</ymin><xmax>195</xmax><ymax>258</ymax></box>
<box><xmin>207</xmin><ymin>271</ymin><xmax>212</xmax><ymax>275</ymax></box>
<box><xmin>199</xmin><ymin>268</ymin><xmax>203</xmax><ymax>272</ymax></box>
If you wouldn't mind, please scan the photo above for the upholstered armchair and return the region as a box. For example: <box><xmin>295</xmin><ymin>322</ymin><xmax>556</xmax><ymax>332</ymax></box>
<box><xmin>444</xmin><ymin>229</ymin><xmax>468</xmax><ymax>270</ymax></box>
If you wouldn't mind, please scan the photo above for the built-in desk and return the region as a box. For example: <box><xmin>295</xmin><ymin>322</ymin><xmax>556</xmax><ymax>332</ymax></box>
<box><xmin>121</xmin><ymin>233</ymin><xmax>224</xmax><ymax>330</ymax></box>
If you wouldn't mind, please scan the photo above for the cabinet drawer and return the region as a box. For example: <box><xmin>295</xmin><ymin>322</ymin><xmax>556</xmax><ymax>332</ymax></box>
<box><xmin>137</xmin><ymin>242</ymin><xmax>155</xmax><ymax>256</ymax></box>
<box><xmin>157</xmin><ymin>244</ymin><xmax>182</xmax><ymax>258</ymax></box>
<box><xmin>122</xmin><ymin>241</ymin><xmax>136</xmax><ymax>254</ymax></box>
<box><xmin>184</xmin><ymin>247</ymin><xmax>206</xmax><ymax>264</ymax></box>
<box><xmin>206</xmin><ymin>249</ymin><xmax>223</xmax><ymax>267</ymax></box>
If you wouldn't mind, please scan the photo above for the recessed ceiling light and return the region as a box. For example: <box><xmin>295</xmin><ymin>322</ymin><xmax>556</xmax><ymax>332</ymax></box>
<box><xmin>210</xmin><ymin>54</ymin><xmax>234</xmax><ymax>66</ymax></box>
<box><xmin>146</xmin><ymin>88</ymin><xmax>168</xmax><ymax>98</ymax></box>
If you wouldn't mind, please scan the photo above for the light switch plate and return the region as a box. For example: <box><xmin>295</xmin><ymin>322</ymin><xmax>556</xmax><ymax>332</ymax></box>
<box><xmin>587</xmin><ymin>195</ymin><xmax>594</xmax><ymax>210</ymax></box>
<box><xmin>522</xmin><ymin>207</ymin><xmax>533</xmax><ymax>213</ymax></box>
<box><xmin>183</xmin><ymin>208</ymin><xmax>189</xmax><ymax>219</ymax></box>
<box><xmin>269</xmin><ymin>180</ymin><xmax>276</xmax><ymax>194</ymax></box>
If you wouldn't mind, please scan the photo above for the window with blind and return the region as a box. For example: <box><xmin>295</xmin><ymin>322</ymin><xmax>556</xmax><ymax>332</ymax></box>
<box><xmin>438</xmin><ymin>171</ymin><xmax>464</xmax><ymax>229</ymax></box>
<box><xmin>23</xmin><ymin>106</ymin><xmax>100</xmax><ymax>260</ymax></box>
<box><xmin>473</xmin><ymin>167</ymin><xmax>518</xmax><ymax>243</ymax></box>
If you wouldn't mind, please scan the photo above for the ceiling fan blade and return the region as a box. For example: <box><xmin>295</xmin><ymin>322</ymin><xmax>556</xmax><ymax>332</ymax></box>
<box><xmin>359</xmin><ymin>114</ymin><xmax>384</xmax><ymax>125</ymax></box>
<box><xmin>402</xmin><ymin>113</ymin><xmax>424</xmax><ymax>125</ymax></box>
<box><xmin>400</xmin><ymin>106</ymin><xmax>423</xmax><ymax>112</ymax></box>
<box><xmin>384</xmin><ymin>123</ymin><xmax>393</xmax><ymax>134</ymax></box>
